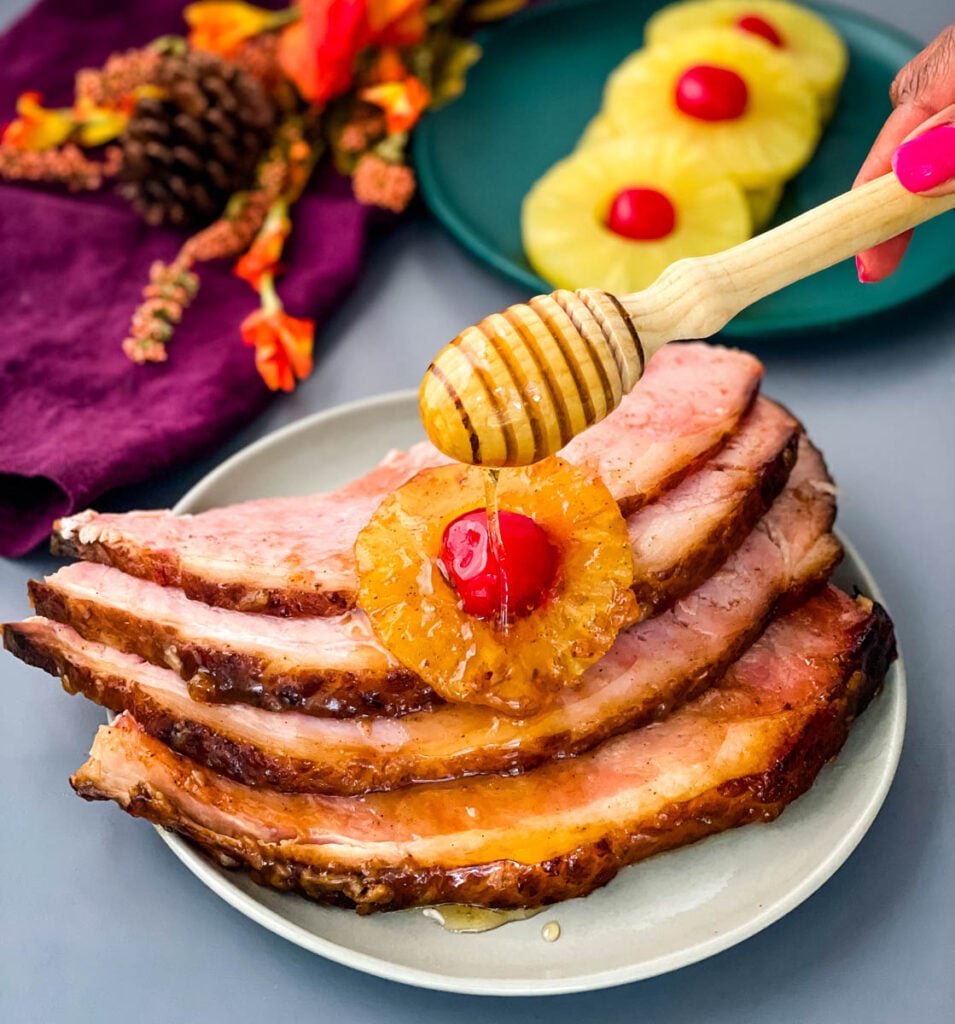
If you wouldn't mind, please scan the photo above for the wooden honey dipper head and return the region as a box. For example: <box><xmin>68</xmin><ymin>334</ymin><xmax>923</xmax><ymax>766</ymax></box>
<box><xmin>420</xmin><ymin>173</ymin><xmax>955</xmax><ymax>466</ymax></box>
<box><xmin>419</xmin><ymin>288</ymin><xmax>649</xmax><ymax>466</ymax></box>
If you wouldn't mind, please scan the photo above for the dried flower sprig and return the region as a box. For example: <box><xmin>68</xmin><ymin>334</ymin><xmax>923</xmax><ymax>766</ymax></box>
<box><xmin>75</xmin><ymin>47</ymin><xmax>163</xmax><ymax>108</ymax></box>
<box><xmin>122</xmin><ymin>259</ymin><xmax>199</xmax><ymax>363</ymax></box>
<box><xmin>0</xmin><ymin>142</ymin><xmax>121</xmax><ymax>191</ymax></box>
<box><xmin>352</xmin><ymin>152</ymin><xmax>415</xmax><ymax>212</ymax></box>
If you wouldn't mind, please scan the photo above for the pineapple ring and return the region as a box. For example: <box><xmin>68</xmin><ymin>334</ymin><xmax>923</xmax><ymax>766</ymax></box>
<box><xmin>576</xmin><ymin>113</ymin><xmax>617</xmax><ymax>149</ymax></box>
<box><xmin>355</xmin><ymin>458</ymin><xmax>637</xmax><ymax>718</ymax></box>
<box><xmin>746</xmin><ymin>181</ymin><xmax>784</xmax><ymax>230</ymax></box>
<box><xmin>603</xmin><ymin>27</ymin><xmax>820</xmax><ymax>189</ymax></box>
<box><xmin>575</xmin><ymin>117</ymin><xmax>783</xmax><ymax>232</ymax></box>
<box><xmin>522</xmin><ymin>134</ymin><xmax>751</xmax><ymax>294</ymax></box>
<box><xmin>645</xmin><ymin>0</ymin><xmax>848</xmax><ymax>120</ymax></box>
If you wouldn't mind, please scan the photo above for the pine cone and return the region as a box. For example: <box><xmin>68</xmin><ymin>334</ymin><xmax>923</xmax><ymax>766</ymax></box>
<box><xmin>117</xmin><ymin>50</ymin><xmax>275</xmax><ymax>228</ymax></box>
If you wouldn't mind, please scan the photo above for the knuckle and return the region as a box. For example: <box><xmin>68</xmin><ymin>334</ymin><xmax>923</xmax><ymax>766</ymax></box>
<box><xmin>890</xmin><ymin>24</ymin><xmax>955</xmax><ymax>108</ymax></box>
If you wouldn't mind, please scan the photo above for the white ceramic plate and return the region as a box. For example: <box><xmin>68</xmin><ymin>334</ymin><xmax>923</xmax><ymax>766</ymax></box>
<box><xmin>152</xmin><ymin>390</ymin><xmax>905</xmax><ymax>997</ymax></box>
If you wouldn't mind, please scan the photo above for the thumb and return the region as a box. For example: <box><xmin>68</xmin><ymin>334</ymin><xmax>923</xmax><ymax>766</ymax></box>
<box><xmin>892</xmin><ymin>109</ymin><xmax>955</xmax><ymax>196</ymax></box>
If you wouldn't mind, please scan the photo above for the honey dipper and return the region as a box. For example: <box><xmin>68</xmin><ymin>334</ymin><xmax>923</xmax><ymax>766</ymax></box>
<box><xmin>420</xmin><ymin>172</ymin><xmax>955</xmax><ymax>466</ymax></box>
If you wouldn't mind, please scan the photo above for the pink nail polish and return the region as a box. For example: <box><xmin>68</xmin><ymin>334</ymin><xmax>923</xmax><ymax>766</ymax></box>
<box><xmin>892</xmin><ymin>123</ymin><xmax>955</xmax><ymax>193</ymax></box>
<box><xmin>855</xmin><ymin>254</ymin><xmax>873</xmax><ymax>283</ymax></box>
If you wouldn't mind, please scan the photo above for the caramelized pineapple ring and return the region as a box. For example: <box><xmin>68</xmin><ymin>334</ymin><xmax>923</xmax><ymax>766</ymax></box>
<box><xmin>355</xmin><ymin>459</ymin><xmax>637</xmax><ymax>717</ymax></box>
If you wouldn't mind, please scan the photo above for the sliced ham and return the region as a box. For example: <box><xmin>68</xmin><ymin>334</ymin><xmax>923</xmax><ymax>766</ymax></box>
<box><xmin>50</xmin><ymin>442</ymin><xmax>448</xmax><ymax>618</ymax></box>
<box><xmin>69</xmin><ymin>586</ymin><xmax>896</xmax><ymax>912</ymax></box>
<box><xmin>28</xmin><ymin>563</ymin><xmax>435</xmax><ymax>717</ymax></box>
<box><xmin>29</xmin><ymin>398</ymin><xmax>797</xmax><ymax>718</ymax></box>
<box><xmin>6</xmin><ymin>438</ymin><xmax>840</xmax><ymax>795</ymax></box>
<box><xmin>561</xmin><ymin>343</ymin><xmax>762</xmax><ymax>515</ymax></box>
<box><xmin>627</xmin><ymin>396</ymin><xmax>797</xmax><ymax>617</ymax></box>
<box><xmin>51</xmin><ymin>344</ymin><xmax>762</xmax><ymax>617</ymax></box>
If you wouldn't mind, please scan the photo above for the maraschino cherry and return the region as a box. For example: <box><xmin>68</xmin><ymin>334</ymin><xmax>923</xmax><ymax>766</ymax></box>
<box><xmin>735</xmin><ymin>13</ymin><xmax>784</xmax><ymax>47</ymax></box>
<box><xmin>438</xmin><ymin>509</ymin><xmax>556</xmax><ymax>619</ymax></box>
<box><xmin>675</xmin><ymin>65</ymin><xmax>749</xmax><ymax>121</ymax></box>
<box><xmin>606</xmin><ymin>187</ymin><xmax>677</xmax><ymax>240</ymax></box>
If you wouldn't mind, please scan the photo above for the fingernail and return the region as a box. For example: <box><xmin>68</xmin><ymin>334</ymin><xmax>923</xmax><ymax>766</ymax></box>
<box><xmin>855</xmin><ymin>254</ymin><xmax>873</xmax><ymax>283</ymax></box>
<box><xmin>892</xmin><ymin>123</ymin><xmax>955</xmax><ymax>193</ymax></box>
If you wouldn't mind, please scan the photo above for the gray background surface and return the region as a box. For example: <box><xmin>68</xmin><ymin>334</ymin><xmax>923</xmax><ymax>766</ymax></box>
<box><xmin>1</xmin><ymin>0</ymin><xmax>953</xmax><ymax>1020</ymax></box>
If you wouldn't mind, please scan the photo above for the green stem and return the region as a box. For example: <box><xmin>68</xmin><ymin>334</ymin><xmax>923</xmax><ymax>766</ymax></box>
<box><xmin>259</xmin><ymin>272</ymin><xmax>282</xmax><ymax>314</ymax></box>
<box><xmin>266</xmin><ymin>6</ymin><xmax>302</xmax><ymax>30</ymax></box>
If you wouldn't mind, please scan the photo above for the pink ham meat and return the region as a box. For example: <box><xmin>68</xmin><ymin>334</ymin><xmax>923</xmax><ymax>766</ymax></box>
<box><xmin>6</xmin><ymin>438</ymin><xmax>841</xmax><ymax>795</ymax></box>
<box><xmin>29</xmin><ymin>398</ymin><xmax>797</xmax><ymax>718</ymax></box>
<box><xmin>627</xmin><ymin>396</ymin><xmax>797</xmax><ymax>617</ymax></box>
<box><xmin>51</xmin><ymin>442</ymin><xmax>448</xmax><ymax>617</ymax></box>
<box><xmin>50</xmin><ymin>344</ymin><xmax>762</xmax><ymax>617</ymax></box>
<box><xmin>68</xmin><ymin>586</ymin><xmax>896</xmax><ymax>912</ymax></box>
<box><xmin>28</xmin><ymin>562</ymin><xmax>435</xmax><ymax>717</ymax></box>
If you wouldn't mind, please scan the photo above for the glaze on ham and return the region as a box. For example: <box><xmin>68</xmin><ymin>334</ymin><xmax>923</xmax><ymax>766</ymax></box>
<box><xmin>6</xmin><ymin>438</ymin><xmax>839</xmax><ymax>795</ymax></box>
<box><xmin>51</xmin><ymin>344</ymin><xmax>762</xmax><ymax>617</ymax></box>
<box><xmin>68</xmin><ymin>587</ymin><xmax>896</xmax><ymax>912</ymax></box>
<box><xmin>28</xmin><ymin>562</ymin><xmax>436</xmax><ymax>718</ymax></box>
<box><xmin>30</xmin><ymin>398</ymin><xmax>796</xmax><ymax>718</ymax></box>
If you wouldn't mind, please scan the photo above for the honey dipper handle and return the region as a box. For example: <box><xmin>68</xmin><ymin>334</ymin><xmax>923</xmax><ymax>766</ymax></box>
<box><xmin>621</xmin><ymin>173</ymin><xmax>955</xmax><ymax>352</ymax></box>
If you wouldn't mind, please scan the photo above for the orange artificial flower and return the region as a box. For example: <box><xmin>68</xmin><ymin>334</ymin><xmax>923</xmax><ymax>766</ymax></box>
<box><xmin>241</xmin><ymin>275</ymin><xmax>314</xmax><ymax>392</ymax></box>
<box><xmin>367</xmin><ymin>0</ymin><xmax>427</xmax><ymax>46</ymax></box>
<box><xmin>367</xmin><ymin>46</ymin><xmax>407</xmax><ymax>85</ymax></box>
<box><xmin>184</xmin><ymin>1</ymin><xmax>292</xmax><ymax>59</ymax></box>
<box><xmin>2</xmin><ymin>92</ymin><xmax>74</xmax><ymax>151</ymax></box>
<box><xmin>72</xmin><ymin>96</ymin><xmax>130</xmax><ymax>146</ymax></box>
<box><xmin>278</xmin><ymin>0</ymin><xmax>427</xmax><ymax>104</ymax></box>
<box><xmin>359</xmin><ymin>75</ymin><xmax>430</xmax><ymax>134</ymax></box>
<box><xmin>234</xmin><ymin>200</ymin><xmax>291</xmax><ymax>289</ymax></box>
<box><xmin>279</xmin><ymin>0</ymin><xmax>369</xmax><ymax>104</ymax></box>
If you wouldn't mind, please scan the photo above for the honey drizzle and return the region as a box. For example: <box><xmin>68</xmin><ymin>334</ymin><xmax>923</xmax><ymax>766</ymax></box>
<box><xmin>420</xmin><ymin>905</ymin><xmax>544</xmax><ymax>933</ymax></box>
<box><xmin>483</xmin><ymin>468</ymin><xmax>510</xmax><ymax>633</ymax></box>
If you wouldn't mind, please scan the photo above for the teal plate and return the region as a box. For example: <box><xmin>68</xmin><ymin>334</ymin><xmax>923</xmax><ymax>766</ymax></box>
<box><xmin>414</xmin><ymin>0</ymin><xmax>953</xmax><ymax>337</ymax></box>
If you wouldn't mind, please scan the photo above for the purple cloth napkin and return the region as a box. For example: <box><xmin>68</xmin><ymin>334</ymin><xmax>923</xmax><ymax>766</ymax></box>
<box><xmin>0</xmin><ymin>0</ymin><xmax>373</xmax><ymax>557</ymax></box>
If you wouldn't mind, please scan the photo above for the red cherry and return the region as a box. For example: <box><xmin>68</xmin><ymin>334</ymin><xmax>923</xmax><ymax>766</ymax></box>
<box><xmin>438</xmin><ymin>508</ymin><xmax>557</xmax><ymax>620</ymax></box>
<box><xmin>606</xmin><ymin>187</ymin><xmax>677</xmax><ymax>240</ymax></box>
<box><xmin>675</xmin><ymin>64</ymin><xmax>749</xmax><ymax>121</ymax></box>
<box><xmin>735</xmin><ymin>14</ymin><xmax>784</xmax><ymax>47</ymax></box>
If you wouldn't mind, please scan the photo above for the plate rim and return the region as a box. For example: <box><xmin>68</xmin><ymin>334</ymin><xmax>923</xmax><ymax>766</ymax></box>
<box><xmin>412</xmin><ymin>0</ymin><xmax>946</xmax><ymax>337</ymax></box>
<box><xmin>154</xmin><ymin>389</ymin><xmax>906</xmax><ymax>996</ymax></box>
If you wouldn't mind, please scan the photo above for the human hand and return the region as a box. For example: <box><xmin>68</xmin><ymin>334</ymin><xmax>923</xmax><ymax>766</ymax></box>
<box><xmin>854</xmin><ymin>25</ymin><xmax>955</xmax><ymax>282</ymax></box>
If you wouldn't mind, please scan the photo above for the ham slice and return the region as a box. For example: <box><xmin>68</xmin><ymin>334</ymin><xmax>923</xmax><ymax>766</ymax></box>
<box><xmin>627</xmin><ymin>396</ymin><xmax>797</xmax><ymax>618</ymax></box>
<box><xmin>28</xmin><ymin>562</ymin><xmax>435</xmax><ymax>718</ymax></box>
<box><xmin>6</xmin><ymin>438</ymin><xmax>840</xmax><ymax>795</ymax></box>
<box><xmin>51</xmin><ymin>344</ymin><xmax>761</xmax><ymax>617</ymax></box>
<box><xmin>69</xmin><ymin>586</ymin><xmax>896</xmax><ymax>912</ymax></box>
<box><xmin>29</xmin><ymin>398</ymin><xmax>797</xmax><ymax>718</ymax></box>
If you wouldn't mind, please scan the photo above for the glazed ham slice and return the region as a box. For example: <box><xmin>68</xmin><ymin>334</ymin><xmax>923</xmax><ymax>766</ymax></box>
<box><xmin>627</xmin><ymin>396</ymin><xmax>797</xmax><ymax>618</ymax></box>
<box><xmin>51</xmin><ymin>344</ymin><xmax>761</xmax><ymax>617</ymax></box>
<box><xmin>69</xmin><ymin>586</ymin><xmax>896</xmax><ymax>912</ymax></box>
<box><xmin>29</xmin><ymin>399</ymin><xmax>797</xmax><ymax>718</ymax></box>
<box><xmin>560</xmin><ymin>344</ymin><xmax>761</xmax><ymax>515</ymax></box>
<box><xmin>51</xmin><ymin>442</ymin><xmax>448</xmax><ymax>618</ymax></box>
<box><xmin>6</xmin><ymin>438</ymin><xmax>840</xmax><ymax>795</ymax></box>
<box><xmin>28</xmin><ymin>563</ymin><xmax>434</xmax><ymax>717</ymax></box>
